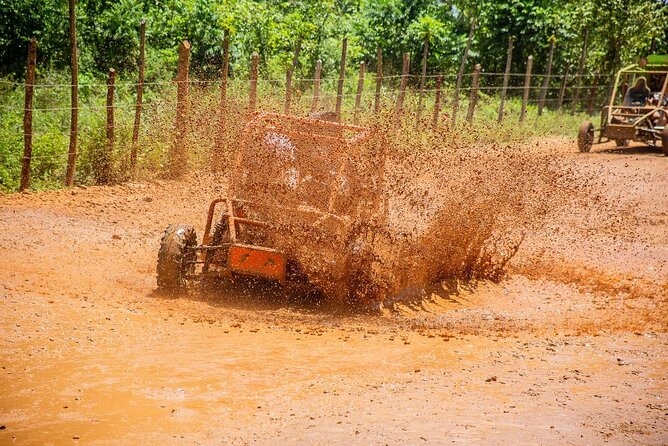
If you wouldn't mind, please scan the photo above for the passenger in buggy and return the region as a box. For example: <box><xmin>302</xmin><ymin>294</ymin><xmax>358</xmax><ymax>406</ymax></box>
<box><xmin>623</xmin><ymin>77</ymin><xmax>650</xmax><ymax>106</ymax></box>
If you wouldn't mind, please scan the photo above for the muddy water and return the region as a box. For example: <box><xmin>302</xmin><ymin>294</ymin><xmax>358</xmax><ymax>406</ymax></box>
<box><xmin>3</xmin><ymin>294</ymin><xmax>463</xmax><ymax>443</ymax></box>
<box><xmin>1</xmin><ymin>138</ymin><xmax>667</xmax><ymax>444</ymax></box>
<box><xmin>3</xmin><ymin>289</ymin><xmax>667</xmax><ymax>445</ymax></box>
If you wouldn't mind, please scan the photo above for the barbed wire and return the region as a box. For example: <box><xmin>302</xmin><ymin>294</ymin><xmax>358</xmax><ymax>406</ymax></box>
<box><xmin>0</xmin><ymin>70</ymin><xmax>616</xmax><ymax>90</ymax></box>
<box><xmin>0</xmin><ymin>85</ymin><xmax>610</xmax><ymax>113</ymax></box>
<box><xmin>1</xmin><ymin>68</ymin><xmax>617</xmax><ymax>170</ymax></box>
<box><xmin>3</xmin><ymin>151</ymin><xmax>69</xmax><ymax>161</ymax></box>
<box><xmin>0</xmin><ymin>101</ymin><xmax>170</xmax><ymax>112</ymax></box>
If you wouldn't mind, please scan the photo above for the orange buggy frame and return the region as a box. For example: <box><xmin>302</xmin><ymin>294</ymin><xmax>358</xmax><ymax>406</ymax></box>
<box><xmin>157</xmin><ymin>112</ymin><xmax>388</xmax><ymax>299</ymax></box>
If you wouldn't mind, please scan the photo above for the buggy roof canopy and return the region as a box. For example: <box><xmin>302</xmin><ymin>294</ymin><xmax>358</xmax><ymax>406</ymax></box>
<box><xmin>645</xmin><ymin>54</ymin><xmax>668</xmax><ymax>69</ymax></box>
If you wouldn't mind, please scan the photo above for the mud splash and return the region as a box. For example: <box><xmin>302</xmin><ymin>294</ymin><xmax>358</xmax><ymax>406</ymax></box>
<box><xmin>223</xmin><ymin>114</ymin><xmax>593</xmax><ymax>304</ymax></box>
<box><xmin>371</xmin><ymin>128</ymin><xmax>592</xmax><ymax>302</ymax></box>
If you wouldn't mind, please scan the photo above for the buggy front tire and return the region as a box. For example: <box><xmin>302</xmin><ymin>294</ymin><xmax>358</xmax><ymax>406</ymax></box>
<box><xmin>577</xmin><ymin>121</ymin><xmax>594</xmax><ymax>153</ymax></box>
<box><xmin>662</xmin><ymin>127</ymin><xmax>668</xmax><ymax>157</ymax></box>
<box><xmin>157</xmin><ymin>224</ymin><xmax>197</xmax><ymax>292</ymax></box>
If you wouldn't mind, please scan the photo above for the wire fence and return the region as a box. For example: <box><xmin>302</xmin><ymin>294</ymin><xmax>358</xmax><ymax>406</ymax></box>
<box><xmin>1</xmin><ymin>40</ymin><xmax>618</xmax><ymax>192</ymax></box>
<box><xmin>0</xmin><ymin>74</ymin><xmax>612</xmax><ymax>114</ymax></box>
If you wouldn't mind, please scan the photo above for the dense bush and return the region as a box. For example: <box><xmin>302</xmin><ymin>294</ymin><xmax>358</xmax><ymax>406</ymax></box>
<box><xmin>1</xmin><ymin>0</ymin><xmax>666</xmax><ymax>80</ymax></box>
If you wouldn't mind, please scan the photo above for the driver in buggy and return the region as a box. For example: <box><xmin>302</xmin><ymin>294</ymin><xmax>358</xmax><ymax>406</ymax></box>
<box><xmin>261</xmin><ymin>111</ymin><xmax>343</xmax><ymax>195</ymax></box>
<box><xmin>610</xmin><ymin>77</ymin><xmax>650</xmax><ymax>125</ymax></box>
<box><xmin>616</xmin><ymin>76</ymin><xmax>667</xmax><ymax>127</ymax></box>
<box><xmin>254</xmin><ymin>111</ymin><xmax>369</xmax><ymax>217</ymax></box>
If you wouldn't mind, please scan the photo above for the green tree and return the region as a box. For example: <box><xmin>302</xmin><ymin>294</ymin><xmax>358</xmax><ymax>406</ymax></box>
<box><xmin>0</xmin><ymin>0</ymin><xmax>70</xmax><ymax>77</ymax></box>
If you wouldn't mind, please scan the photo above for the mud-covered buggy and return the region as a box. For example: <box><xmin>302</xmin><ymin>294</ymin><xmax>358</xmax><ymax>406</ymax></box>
<box><xmin>157</xmin><ymin>112</ymin><xmax>390</xmax><ymax>303</ymax></box>
<box><xmin>578</xmin><ymin>54</ymin><xmax>668</xmax><ymax>155</ymax></box>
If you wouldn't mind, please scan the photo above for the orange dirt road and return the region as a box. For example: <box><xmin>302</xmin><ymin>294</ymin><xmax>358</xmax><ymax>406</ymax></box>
<box><xmin>1</xmin><ymin>138</ymin><xmax>667</xmax><ymax>445</ymax></box>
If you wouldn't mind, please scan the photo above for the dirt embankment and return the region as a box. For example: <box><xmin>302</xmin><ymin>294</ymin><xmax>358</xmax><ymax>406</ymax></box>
<box><xmin>1</xmin><ymin>138</ymin><xmax>667</xmax><ymax>445</ymax></box>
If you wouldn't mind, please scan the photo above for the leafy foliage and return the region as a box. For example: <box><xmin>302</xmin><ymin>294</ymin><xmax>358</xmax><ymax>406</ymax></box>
<box><xmin>0</xmin><ymin>0</ymin><xmax>667</xmax><ymax>192</ymax></box>
<box><xmin>1</xmin><ymin>0</ymin><xmax>667</xmax><ymax>79</ymax></box>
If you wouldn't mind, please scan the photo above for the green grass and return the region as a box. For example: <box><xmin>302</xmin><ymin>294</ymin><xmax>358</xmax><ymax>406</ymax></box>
<box><xmin>0</xmin><ymin>71</ymin><xmax>595</xmax><ymax>193</ymax></box>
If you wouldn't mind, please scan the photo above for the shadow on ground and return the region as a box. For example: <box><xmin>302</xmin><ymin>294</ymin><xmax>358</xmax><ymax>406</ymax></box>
<box><xmin>598</xmin><ymin>144</ymin><xmax>665</xmax><ymax>156</ymax></box>
<box><xmin>149</xmin><ymin>277</ymin><xmax>477</xmax><ymax>317</ymax></box>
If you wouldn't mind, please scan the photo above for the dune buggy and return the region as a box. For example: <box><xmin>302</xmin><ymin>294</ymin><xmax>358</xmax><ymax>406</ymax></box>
<box><xmin>578</xmin><ymin>54</ymin><xmax>668</xmax><ymax>155</ymax></box>
<box><xmin>157</xmin><ymin>112</ymin><xmax>389</xmax><ymax>303</ymax></box>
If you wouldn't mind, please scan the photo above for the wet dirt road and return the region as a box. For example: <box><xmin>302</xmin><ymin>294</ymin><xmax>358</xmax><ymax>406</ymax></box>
<box><xmin>1</xmin><ymin>138</ymin><xmax>667</xmax><ymax>445</ymax></box>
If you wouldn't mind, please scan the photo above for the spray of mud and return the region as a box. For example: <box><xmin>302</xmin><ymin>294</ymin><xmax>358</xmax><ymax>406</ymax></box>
<box><xmin>218</xmin><ymin>112</ymin><xmax>591</xmax><ymax>307</ymax></box>
<box><xmin>372</xmin><ymin>125</ymin><xmax>593</xmax><ymax>307</ymax></box>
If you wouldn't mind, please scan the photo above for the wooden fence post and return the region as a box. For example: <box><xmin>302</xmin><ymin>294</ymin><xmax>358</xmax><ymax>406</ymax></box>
<box><xmin>65</xmin><ymin>0</ymin><xmax>78</xmax><ymax>186</ymax></box>
<box><xmin>537</xmin><ymin>37</ymin><xmax>555</xmax><ymax>116</ymax></box>
<box><xmin>394</xmin><ymin>52</ymin><xmax>410</xmax><ymax>125</ymax></box>
<box><xmin>19</xmin><ymin>37</ymin><xmax>37</xmax><ymax>192</ymax></box>
<box><xmin>284</xmin><ymin>73</ymin><xmax>291</xmax><ymax>114</ymax></box>
<box><xmin>353</xmin><ymin>61</ymin><xmax>366</xmax><ymax>125</ymax></box>
<box><xmin>214</xmin><ymin>28</ymin><xmax>230</xmax><ymax>171</ymax></box>
<box><xmin>100</xmin><ymin>67</ymin><xmax>115</xmax><ymax>184</ymax></box>
<box><xmin>519</xmin><ymin>55</ymin><xmax>533</xmax><ymax>122</ymax></box>
<box><xmin>310</xmin><ymin>59</ymin><xmax>322</xmax><ymax>113</ymax></box>
<box><xmin>249</xmin><ymin>51</ymin><xmax>259</xmax><ymax>114</ymax></box>
<box><xmin>587</xmin><ymin>72</ymin><xmax>599</xmax><ymax>115</ymax></box>
<box><xmin>432</xmin><ymin>75</ymin><xmax>443</xmax><ymax>128</ymax></box>
<box><xmin>170</xmin><ymin>40</ymin><xmax>190</xmax><ymax>177</ymax></box>
<box><xmin>557</xmin><ymin>63</ymin><xmax>570</xmax><ymax>110</ymax></box>
<box><xmin>466</xmin><ymin>64</ymin><xmax>481</xmax><ymax>123</ymax></box>
<box><xmin>497</xmin><ymin>36</ymin><xmax>514</xmax><ymax>123</ymax></box>
<box><xmin>452</xmin><ymin>19</ymin><xmax>476</xmax><ymax>126</ymax></box>
<box><xmin>571</xmin><ymin>27</ymin><xmax>589</xmax><ymax>115</ymax></box>
<box><xmin>335</xmin><ymin>38</ymin><xmax>348</xmax><ymax>121</ymax></box>
<box><xmin>130</xmin><ymin>19</ymin><xmax>145</xmax><ymax>173</ymax></box>
<box><xmin>416</xmin><ymin>35</ymin><xmax>429</xmax><ymax>121</ymax></box>
<box><xmin>374</xmin><ymin>47</ymin><xmax>383</xmax><ymax>115</ymax></box>
<box><xmin>284</xmin><ymin>38</ymin><xmax>301</xmax><ymax>114</ymax></box>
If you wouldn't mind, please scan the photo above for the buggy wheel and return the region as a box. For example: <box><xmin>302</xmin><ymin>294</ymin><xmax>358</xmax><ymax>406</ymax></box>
<box><xmin>614</xmin><ymin>139</ymin><xmax>629</xmax><ymax>147</ymax></box>
<box><xmin>157</xmin><ymin>224</ymin><xmax>197</xmax><ymax>292</ymax></box>
<box><xmin>577</xmin><ymin>121</ymin><xmax>594</xmax><ymax>153</ymax></box>
<box><xmin>662</xmin><ymin>127</ymin><xmax>668</xmax><ymax>157</ymax></box>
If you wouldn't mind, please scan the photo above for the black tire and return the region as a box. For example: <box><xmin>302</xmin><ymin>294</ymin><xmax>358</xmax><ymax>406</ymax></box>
<box><xmin>662</xmin><ymin>127</ymin><xmax>668</xmax><ymax>157</ymax></box>
<box><xmin>615</xmin><ymin>139</ymin><xmax>629</xmax><ymax>147</ymax></box>
<box><xmin>577</xmin><ymin>121</ymin><xmax>594</xmax><ymax>153</ymax></box>
<box><xmin>157</xmin><ymin>224</ymin><xmax>197</xmax><ymax>292</ymax></box>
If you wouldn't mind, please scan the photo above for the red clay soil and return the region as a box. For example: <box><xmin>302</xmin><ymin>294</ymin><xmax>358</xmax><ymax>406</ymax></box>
<box><xmin>0</xmin><ymin>138</ymin><xmax>666</xmax><ymax>445</ymax></box>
